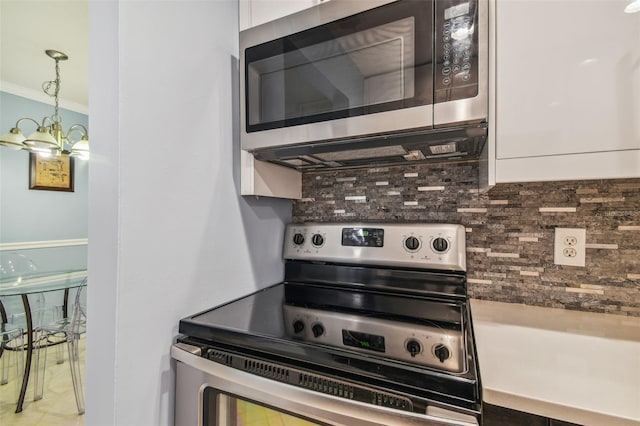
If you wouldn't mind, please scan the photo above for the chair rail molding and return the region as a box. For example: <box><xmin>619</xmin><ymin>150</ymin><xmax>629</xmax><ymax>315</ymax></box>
<box><xmin>0</xmin><ymin>238</ymin><xmax>88</xmax><ymax>251</ymax></box>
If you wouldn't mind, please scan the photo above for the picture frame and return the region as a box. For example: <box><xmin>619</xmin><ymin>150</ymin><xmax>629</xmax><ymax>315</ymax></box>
<box><xmin>29</xmin><ymin>152</ymin><xmax>75</xmax><ymax>192</ymax></box>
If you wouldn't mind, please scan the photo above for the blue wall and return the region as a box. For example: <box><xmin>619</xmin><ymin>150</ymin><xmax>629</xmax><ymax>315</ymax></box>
<box><xmin>0</xmin><ymin>91</ymin><xmax>88</xmax><ymax>271</ymax></box>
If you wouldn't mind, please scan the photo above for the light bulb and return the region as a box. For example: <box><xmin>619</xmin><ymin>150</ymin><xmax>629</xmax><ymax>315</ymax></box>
<box><xmin>625</xmin><ymin>0</ymin><xmax>640</xmax><ymax>13</ymax></box>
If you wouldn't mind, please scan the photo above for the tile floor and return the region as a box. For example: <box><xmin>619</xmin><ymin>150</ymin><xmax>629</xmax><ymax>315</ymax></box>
<box><xmin>0</xmin><ymin>338</ymin><xmax>84</xmax><ymax>426</ymax></box>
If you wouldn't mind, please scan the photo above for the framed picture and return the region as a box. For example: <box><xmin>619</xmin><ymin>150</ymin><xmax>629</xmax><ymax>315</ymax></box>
<box><xmin>29</xmin><ymin>152</ymin><xmax>75</xmax><ymax>192</ymax></box>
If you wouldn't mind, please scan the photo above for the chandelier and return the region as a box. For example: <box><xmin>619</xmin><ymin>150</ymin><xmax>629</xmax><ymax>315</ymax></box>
<box><xmin>626</xmin><ymin>0</ymin><xmax>640</xmax><ymax>13</ymax></box>
<box><xmin>0</xmin><ymin>49</ymin><xmax>89</xmax><ymax>160</ymax></box>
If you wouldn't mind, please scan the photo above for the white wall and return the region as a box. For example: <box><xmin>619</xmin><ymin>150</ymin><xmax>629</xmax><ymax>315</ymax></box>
<box><xmin>87</xmin><ymin>1</ymin><xmax>291</xmax><ymax>425</ymax></box>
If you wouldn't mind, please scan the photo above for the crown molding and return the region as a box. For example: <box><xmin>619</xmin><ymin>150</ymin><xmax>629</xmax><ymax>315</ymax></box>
<box><xmin>0</xmin><ymin>80</ymin><xmax>88</xmax><ymax>114</ymax></box>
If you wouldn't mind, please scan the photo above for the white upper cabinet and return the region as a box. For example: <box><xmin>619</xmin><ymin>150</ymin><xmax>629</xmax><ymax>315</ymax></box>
<box><xmin>239</xmin><ymin>0</ymin><xmax>324</xmax><ymax>197</ymax></box>
<box><xmin>240</xmin><ymin>0</ymin><xmax>327</xmax><ymax>31</ymax></box>
<box><xmin>494</xmin><ymin>0</ymin><xmax>640</xmax><ymax>182</ymax></box>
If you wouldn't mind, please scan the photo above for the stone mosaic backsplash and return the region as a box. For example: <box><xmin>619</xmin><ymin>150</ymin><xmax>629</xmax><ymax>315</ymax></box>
<box><xmin>291</xmin><ymin>161</ymin><xmax>640</xmax><ymax>317</ymax></box>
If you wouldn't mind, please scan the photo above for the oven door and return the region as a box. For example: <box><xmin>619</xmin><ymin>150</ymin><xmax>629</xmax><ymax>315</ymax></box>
<box><xmin>172</xmin><ymin>344</ymin><xmax>478</xmax><ymax>426</ymax></box>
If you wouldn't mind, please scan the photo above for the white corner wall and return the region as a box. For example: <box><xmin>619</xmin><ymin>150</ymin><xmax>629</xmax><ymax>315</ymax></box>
<box><xmin>87</xmin><ymin>1</ymin><xmax>291</xmax><ymax>425</ymax></box>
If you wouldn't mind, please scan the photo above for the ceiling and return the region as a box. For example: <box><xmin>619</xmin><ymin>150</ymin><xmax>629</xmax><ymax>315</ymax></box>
<box><xmin>0</xmin><ymin>1</ymin><xmax>88</xmax><ymax>109</ymax></box>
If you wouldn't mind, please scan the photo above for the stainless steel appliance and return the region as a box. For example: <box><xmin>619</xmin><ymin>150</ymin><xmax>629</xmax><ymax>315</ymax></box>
<box><xmin>172</xmin><ymin>223</ymin><xmax>481</xmax><ymax>425</ymax></box>
<box><xmin>240</xmin><ymin>0</ymin><xmax>488</xmax><ymax>170</ymax></box>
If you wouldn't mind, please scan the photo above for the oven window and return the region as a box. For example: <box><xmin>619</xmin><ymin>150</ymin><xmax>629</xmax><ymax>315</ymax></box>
<box><xmin>236</xmin><ymin>399</ymin><xmax>319</xmax><ymax>426</ymax></box>
<box><xmin>245</xmin><ymin>0</ymin><xmax>433</xmax><ymax>133</ymax></box>
<box><xmin>204</xmin><ymin>388</ymin><xmax>327</xmax><ymax>426</ymax></box>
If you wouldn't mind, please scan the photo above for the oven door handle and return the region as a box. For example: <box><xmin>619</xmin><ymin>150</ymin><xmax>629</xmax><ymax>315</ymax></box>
<box><xmin>171</xmin><ymin>344</ymin><xmax>478</xmax><ymax>426</ymax></box>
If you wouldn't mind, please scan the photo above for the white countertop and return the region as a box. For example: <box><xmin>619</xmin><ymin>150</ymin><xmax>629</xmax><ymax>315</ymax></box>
<box><xmin>471</xmin><ymin>299</ymin><xmax>640</xmax><ymax>426</ymax></box>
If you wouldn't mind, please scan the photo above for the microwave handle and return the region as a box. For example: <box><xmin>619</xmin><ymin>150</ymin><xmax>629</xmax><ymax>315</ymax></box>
<box><xmin>171</xmin><ymin>344</ymin><xmax>478</xmax><ymax>426</ymax></box>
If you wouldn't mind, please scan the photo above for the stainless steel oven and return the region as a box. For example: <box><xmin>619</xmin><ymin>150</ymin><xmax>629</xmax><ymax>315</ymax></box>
<box><xmin>172</xmin><ymin>223</ymin><xmax>481</xmax><ymax>425</ymax></box>
<box><xmin>240</xmin><ymin>0</ymin><xmax>488</xmax><ymax>170</ymax></box>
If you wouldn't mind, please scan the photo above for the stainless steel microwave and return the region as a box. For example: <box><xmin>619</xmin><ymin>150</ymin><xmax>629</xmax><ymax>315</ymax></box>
<box><xmin>240</xmin><ymin>0</ymin><xmax>488</xmax><ymax>170</ymax></box>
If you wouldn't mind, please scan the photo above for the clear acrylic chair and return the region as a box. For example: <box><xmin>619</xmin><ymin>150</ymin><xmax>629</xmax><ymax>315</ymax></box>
<box><xmin>0</xmin><ymin>320</ymin><xmax>25</xmax><ymax>400</ymax></box>
<box><xmin>34</xmin><ymin>279</ymin><xmax>87</xmax><ymax>414</ymax></box>
<box><xmin>0</xmin><ymin>252</ymin><xmax>38</xmax><ymax>280</ymax></box>
<box><xmin>0</xmin><ymin>252</ymin><xmax>39</xmax><ymax>402</ymax></box>
<box><xmin>8</xmin><ymin>295</ymin><xmax>48</xmax><ymax>401</ymax></box>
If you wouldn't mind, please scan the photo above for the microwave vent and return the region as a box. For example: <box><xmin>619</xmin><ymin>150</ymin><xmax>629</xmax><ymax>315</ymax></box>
<box><xmin>250</xmin><ymin>124</ymin><xmax>488</xmax><ymax>171</ymax></box>
<box><xmin>314</xmin><ymin>145</ymin><xmax>407</xmax><ymax>162</ymax></box>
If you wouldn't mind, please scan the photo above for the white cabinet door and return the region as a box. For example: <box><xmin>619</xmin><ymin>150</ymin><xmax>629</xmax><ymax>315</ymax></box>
<box><xmin>240</xmin><ymin>0</ymin><xmax>326</xmax><ymax>31</ymax></box>
<box><xmin>494</xmin><ymin>0</ymin><xmax>640</xmax><ymax>182</ymax></box>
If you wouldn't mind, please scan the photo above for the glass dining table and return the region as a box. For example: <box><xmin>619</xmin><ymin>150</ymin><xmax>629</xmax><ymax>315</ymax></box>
<box><xmin>0</xmin><ymin>269</ymin><xmax>87</xmax><ymax>413</ymax></box>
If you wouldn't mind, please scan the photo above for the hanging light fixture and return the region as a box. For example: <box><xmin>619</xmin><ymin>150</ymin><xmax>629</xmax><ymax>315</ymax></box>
<box><xmin>0</xmin><ymin>49</ymin><xmax>89</xmax><ymax>160</ymax></box>
<box><xmin>625</xmin><ymin>0</ymin><xmax>640</xmax><ymax>13</ymax></box>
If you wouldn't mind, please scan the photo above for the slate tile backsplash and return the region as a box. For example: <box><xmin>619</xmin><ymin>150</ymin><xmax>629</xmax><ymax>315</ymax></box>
<box><xmin>292</xmin><ymin>161</ymin><xmax>640</xmax><ymax>317</ymax></box>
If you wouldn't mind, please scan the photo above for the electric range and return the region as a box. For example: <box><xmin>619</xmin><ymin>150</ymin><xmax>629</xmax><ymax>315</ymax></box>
<box><xmin>173</xmin><ymin>223</ymin><xmax>482</xmax><ymax>425</ymax></box>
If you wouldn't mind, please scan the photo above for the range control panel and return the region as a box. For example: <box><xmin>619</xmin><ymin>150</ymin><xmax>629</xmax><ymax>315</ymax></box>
<box><xmin>283</xmin><ymin>223</ymin><xmax>466</xmax><ymax>271</ymax></box>
<box><xmin>283</xmin><ymin>304</ymin><xmax>465</xmax><ymax>373</ymax></box>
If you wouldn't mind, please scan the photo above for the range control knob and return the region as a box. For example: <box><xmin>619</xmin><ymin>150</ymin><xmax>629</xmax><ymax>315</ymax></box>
<box><xmin>433</xmin><ymin>344</ymin><xmax>451</xmax><ymax>362</ymax></box>
<box><xmin>432</xmin><ymin>237</ymin><xmax>449</xmax><ymax>253</ymax></box>
<box><xmin>293</xmin><ymin>320</ymin><xmax>305</xmax><ymax>334</ymax></box>
<box><xmin>311</xmin><ymin>323</ymin><xmax>325</xmax><ymax>337</ymax></box>
<box><xmin>406</xmin><ymin>339</ymin><xmax>422</xmax><ymax>357</ymax></box>
<box><xmin>293</xmin><ymin>233</ymin><xmax>305</xmax><ymax>245</ymax></box>
<box><xmin>404</xmin><ymin>236</ymin><xmax>420</xmax><ymax>251</ymax></box>
<box><xmin>311</xmin><ymin>234</ymin><xmax>324</xmax><ymax>247</ymax></box>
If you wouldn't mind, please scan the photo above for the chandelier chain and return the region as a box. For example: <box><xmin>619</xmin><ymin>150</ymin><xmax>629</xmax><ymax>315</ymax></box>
<box><xmin>42</xmin><ymin>59</ymin><xmax>62</xmax><ymax>123</ymax></box>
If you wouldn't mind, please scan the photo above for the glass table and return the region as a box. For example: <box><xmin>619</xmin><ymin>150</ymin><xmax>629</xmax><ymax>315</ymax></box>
<box><xmin>0</xmin><ymin>269</ymin><xmax>87</xmax><ymax>413</ymax></box>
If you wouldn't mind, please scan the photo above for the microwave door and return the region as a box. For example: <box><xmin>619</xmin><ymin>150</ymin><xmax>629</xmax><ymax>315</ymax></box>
<box><xmin>433</xmin><ymin>0</ymin><xmax>488</xmax><ymax>127</ymax></box>
<box><xmin>241</xmin><ymin>0</ymin><xmax>435</xmax><ymax>152</ymax></box>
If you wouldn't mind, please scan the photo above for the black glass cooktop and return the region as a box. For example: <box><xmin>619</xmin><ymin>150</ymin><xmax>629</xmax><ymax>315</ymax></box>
<box><xmin>180</xmin><ymin>280</ymin><xmax>464</xmax><ymax>341</ymax></box>
<box><xmin>178</xmin><ymin>281</ymin><xmax>480</xmax><ymax>410</ymax></box>
<box><xmin>182</xmin><ymin>282</ymin><xmax>288</xmax><ymax>339</ymax></box>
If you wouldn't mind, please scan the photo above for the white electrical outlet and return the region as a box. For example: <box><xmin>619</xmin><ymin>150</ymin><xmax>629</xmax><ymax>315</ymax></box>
<box><xmin>554</xmin><ymin>228</ymin><xmax>586</xmax><ymax>267</ymax></box>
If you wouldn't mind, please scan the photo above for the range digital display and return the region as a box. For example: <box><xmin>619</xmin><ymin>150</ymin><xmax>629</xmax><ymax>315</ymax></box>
<box><xmin>342</xmin><ymin>330</ymin><xmax>386</xmax><ymax>352</ymax></box>
<box><xmin>341</xmin><ymin>228</ymin><xmax>384</xmax><ymax>247</ymax></box>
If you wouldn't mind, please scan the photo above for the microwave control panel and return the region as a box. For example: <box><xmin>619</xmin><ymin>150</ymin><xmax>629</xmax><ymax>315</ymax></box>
<box><xmin>435</xmin><ymin>0</ymin><xmax>479</xmax><ymax>103</ymax></box>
